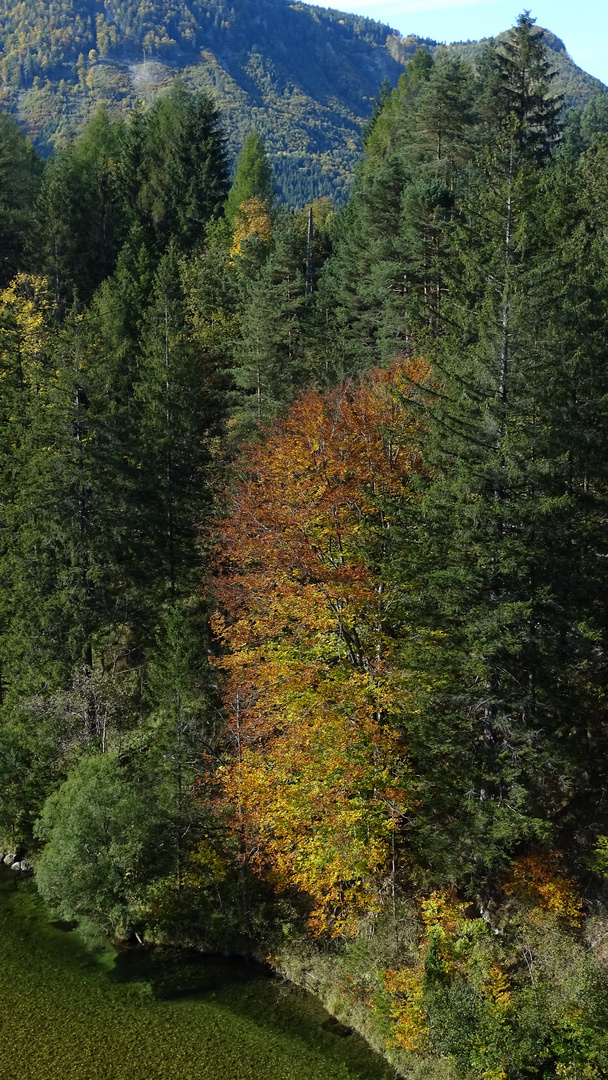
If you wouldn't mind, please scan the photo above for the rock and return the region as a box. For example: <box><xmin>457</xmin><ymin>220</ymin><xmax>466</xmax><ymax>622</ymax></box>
<box><xmin>19</xmin><ymin>860</ymin><xmax>32</xmax><ymax>872</ymax></box>
<box><xmin>3</xmin><ymin>853</ymin><xmax>16</xmax><ymax>865</ymax></box>
<box><xmin>10</xmin><ymin>860</ymin><xmax>20</xmax><ymax>870</ymax></box>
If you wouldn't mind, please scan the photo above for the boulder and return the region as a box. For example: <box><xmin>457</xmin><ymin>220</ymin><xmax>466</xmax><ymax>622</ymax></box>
<box><xmin>19</xmin><ymin>860</ymin><xmax>32</xmax><ymax>873</ymax></box>
<box><xmin>3</xmin><ymin>853</ymin><xmax>16</xmax><ymax>865</ymax></box>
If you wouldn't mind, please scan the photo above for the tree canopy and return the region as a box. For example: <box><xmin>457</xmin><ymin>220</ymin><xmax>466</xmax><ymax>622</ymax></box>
<box><xmin>3</xmin><ymin>20</ymin><xmax>608</xmax><ymax>1078</ymax></box>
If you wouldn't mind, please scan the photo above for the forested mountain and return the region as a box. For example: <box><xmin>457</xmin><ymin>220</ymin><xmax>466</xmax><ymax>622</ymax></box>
<box><xmin>5</xmin><ymin>11</ymin><xmax>608</xmax><ymax>1079</ymax></box>
<box><xmin>0</xmin><ymin>0</ymin><xmax>604</xmax><ymax>203</ymax></box>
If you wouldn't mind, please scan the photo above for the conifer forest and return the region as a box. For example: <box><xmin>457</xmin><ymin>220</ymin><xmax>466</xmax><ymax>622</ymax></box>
<box><xmin>5</xmin><ymin>13</ymin><xmax>608</xmax><ymax>1078</ymax></box>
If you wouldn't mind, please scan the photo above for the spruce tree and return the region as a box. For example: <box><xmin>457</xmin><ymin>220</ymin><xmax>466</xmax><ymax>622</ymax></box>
<box><xmin>231</xmin><ymin>211</ymin><xmax>307</xmax><ymax>434</ymax></box>
<box><xmin>0</xmin><ymin>112</ymin><xmax>42</xmax><ymax>286</ymax></box>
<box><xmin>225</xmin><ymin>129</ymin><xmax>274</xmax><ymax>225</ymax></box>
<box><xmin>37</xmin><ymin>108</ymin><xmax>126</xmax><ymax>311</ymax></box>
<box><xmin>0</xmin><ymin>280</ymin><xmax>119</xmax><ymax>692</ymax></box>
<box><xmin>134</xmin><ymin>83</ymin><xmax>229</xmax><ymax>259</ymax></box>
<box><xmin>394</xmin><ymin>15</ymin><xmax>587</xmax><ymax>884</ymax></box>
<box><xmin>316</xmin><ymin>51</ymin><xmax>473</xmax><ymax>378</ymax></box>
<box><xmin>134</xmin><ymin>246</ymin><xmax>216</xmax><ymax>601</ymax></box>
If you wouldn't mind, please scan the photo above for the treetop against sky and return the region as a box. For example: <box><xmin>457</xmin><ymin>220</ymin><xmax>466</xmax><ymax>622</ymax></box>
<box><xmin>304</xmin><ymin>1</ymin><xmax>608</xmax><ymax>86</ymax></box>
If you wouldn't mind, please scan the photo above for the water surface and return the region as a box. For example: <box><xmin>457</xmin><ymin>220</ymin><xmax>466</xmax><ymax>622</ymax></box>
<box><xmin>0</xmin><ymin>867</ymin><xmax>393</xmax><ymax>1080</ymax></box>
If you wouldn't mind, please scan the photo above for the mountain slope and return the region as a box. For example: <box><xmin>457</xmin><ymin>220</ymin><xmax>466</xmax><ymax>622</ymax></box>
<box><xmin>0</xmin><ymin>0</ymin><xmax>604</xmax><ymax>204</ymax></box>
<box><xmin>0</xmin><ymin>0</ymin><xmax>405</xmax><ymax>203</ymax></box>
<box><xmin>441</xmin><ymin>27</ymin><xmax>605</xmax><ymax>109</ymax></box>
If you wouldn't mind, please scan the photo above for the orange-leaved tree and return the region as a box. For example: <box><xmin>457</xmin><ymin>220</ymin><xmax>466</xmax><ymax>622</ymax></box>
<box><xmin>212</xmin><ymin>359</ymin><xmax>429</xmax><ymax>935</ymax></box>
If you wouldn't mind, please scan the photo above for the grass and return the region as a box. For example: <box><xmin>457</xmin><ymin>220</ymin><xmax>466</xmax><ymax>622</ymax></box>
<box><xmin>0</xmin><ymin>868</ymin><xmax>393</xmax><ymax>1080</ymax></box>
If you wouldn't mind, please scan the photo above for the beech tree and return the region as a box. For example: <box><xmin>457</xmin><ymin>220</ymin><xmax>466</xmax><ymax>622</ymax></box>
<box><xmin>212</xmin><ymin>360</ymin><xmax>430</xmax><ymax>933</ymax></box>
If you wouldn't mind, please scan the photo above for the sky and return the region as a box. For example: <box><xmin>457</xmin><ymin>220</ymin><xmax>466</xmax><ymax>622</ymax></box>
<box><xmin>305</xmin><ymin>0</ymin><xmax>608</xmax><ymax>86</ymax></box>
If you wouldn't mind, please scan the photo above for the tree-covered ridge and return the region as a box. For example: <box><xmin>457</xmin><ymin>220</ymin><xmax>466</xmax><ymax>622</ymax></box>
<box><xmin>5</xmin><ymin>12</ymin><xmax>608</xmax><ymax>1078</ymax></box>
<box><xmin>443</xmin><ymin>26</ymin><xmax>605</xmax><ymax>108</ymax></box>
<box><xmin>0</xmin><ymin>0</ymin><xmax>604</xmax><ymax>205</ymax></box>
<box><xmin>0</xmin><ymin>0</ymin><xmax>405</xmax><ymax>203</ymax></box>
<box><xmin>0</xmin><ymin>0</ymin><xmax>394</xmax><ymax>72</ymax></box>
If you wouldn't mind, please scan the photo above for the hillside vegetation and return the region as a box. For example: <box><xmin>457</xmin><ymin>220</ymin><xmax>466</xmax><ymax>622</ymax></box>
<box><xmin>4</xmin><ymin>12</ymin><xmax>608</xmax><ymax>1078</ymax></box>
<box><xmin>0</xmin><ymin>0</ymin><xmax>605</xmax><ymax>203</ymax></box>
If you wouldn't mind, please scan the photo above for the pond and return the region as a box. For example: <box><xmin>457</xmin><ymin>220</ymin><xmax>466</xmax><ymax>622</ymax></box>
<box><xmin>0</xmin><ymin>866</ymin><xmax>394</xmax><ymax>1080</ymax></box>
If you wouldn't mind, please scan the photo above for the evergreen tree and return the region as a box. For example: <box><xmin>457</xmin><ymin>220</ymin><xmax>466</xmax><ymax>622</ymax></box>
<box><xmin>225</xmin><ymin>129</ymin><xmax>274</xmax><ymax>225</ymax></box>
<box><xmin>37</xmin><ymin>108</ymin><xmax>126</xmax><ymax>311</ymax></box>
<box><xmin>315</xmin><ymin>51</ymin><xmax>473</xmax><ymax>378</ymax></box>
<box><xmin>0</xmin><ymin>276</ymin><xmax>151</xmax><ymax>694</ymax></box>
<box><xmin>491</xmin><ymin>12</ymin><xmax>562</xmax><ymax>162</ymax></box>
<box><xmin>144</xmin><ymin>600</ymin><xmax>220</xmax><ymax>892</ymax></box>
<box><xmin>0</xmin><ymin>112</ymin><xmax>42</xmax><ymax>287</ymax></box>
<box><xmin>581</xmin><ymin>94</ymin><xmax>608</xmax><ymax>141</ymax></box>
<box><xmin>231</xmin><ymin>211</ymin><xmax>307</xmax><ymax>434</ymax></box>
<box><xmin>134</xmin><ymin>246</ymin><xmax>216</xmax><ymax>601</ymax></box>
<box><xmin>394</xmin><ymin>15</ymin><xmax>585</xmax><ymax>884</ymax></box>
<box><xmin>134</xmin><ymin>82</ymin><xmax>229</xmax><ymax>259</ymax></box>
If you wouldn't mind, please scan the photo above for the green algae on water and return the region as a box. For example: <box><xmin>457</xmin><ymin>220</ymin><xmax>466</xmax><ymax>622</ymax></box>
<box><xmin>0</xmin><ymin>867</ymin><xmax>393</xmax><ymax>1080</ymax></box>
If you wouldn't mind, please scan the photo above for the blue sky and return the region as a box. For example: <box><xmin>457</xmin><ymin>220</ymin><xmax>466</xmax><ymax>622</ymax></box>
<box><xmin>305</xmin><ymin>1</ymin><xmax>608</xmax><ymax>85</ymax></box>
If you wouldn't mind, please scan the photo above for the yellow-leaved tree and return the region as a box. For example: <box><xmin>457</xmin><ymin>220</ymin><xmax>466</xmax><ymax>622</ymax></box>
<box><xmin>212</xmin><ymin>359</ymin><xmax>430</xmax><ymax>934</ymax></box>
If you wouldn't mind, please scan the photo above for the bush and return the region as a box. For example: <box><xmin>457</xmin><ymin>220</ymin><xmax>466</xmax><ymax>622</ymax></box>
<box><xmin>34</xmin><ymin>753</ymin><xmax>171</xmax><ymax>937</ymax></box>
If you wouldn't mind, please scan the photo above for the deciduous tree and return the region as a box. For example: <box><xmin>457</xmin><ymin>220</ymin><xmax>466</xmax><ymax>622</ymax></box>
<box><xmin>212</xmin><ymin>360</ymin><xmax>429</xmax><ymax>933</ymax></box>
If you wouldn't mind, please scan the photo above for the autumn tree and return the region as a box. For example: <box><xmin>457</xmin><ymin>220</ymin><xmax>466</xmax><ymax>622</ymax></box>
<box><xmin>212</xmin><ymin>359</ymin><xmax>430</xmax><ymax>934</ymax></box>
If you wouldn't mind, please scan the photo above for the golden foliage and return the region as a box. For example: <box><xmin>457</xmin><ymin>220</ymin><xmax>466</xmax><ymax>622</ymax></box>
<box><xmin>230</xmin><ymin>196</ymin><xmax>273</xmax><ymax>260</ymax></box>
<box><xmin>420</xmin><ymin>889</ymin><xmax>466</xmax><ymax>937</ymax></box>
<box><xmin>213</xmin><ymin>359</ymin><xmax>431</xmax><ymax>935</ymax></box>
<box><xmin>483</xmin><ymin>965</ymin><xmax>511</xmax><ymax>1015</ymax></box>
<box><xmin>383</xmin><ymin>965</ymin><xmax>429</xmax><ymax>1052</ymax></box>
<box><xmin>502</xmin><ymin>851</ymin><xmax>583</xmax><ymax>925</ymax></box>
<box><xmin>0</xmin><ymin>274</ymin><xmax>53</xmax><ymax>375</ymax></box>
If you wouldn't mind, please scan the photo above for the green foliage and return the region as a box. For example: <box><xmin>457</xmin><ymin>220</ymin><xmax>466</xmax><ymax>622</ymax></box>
<box><xmin>38</xmin><ymin>106</ymin><xmax>126</xmax><ymax>309</ymax></box>
<box><xmin>36</xmin><ymin>87</ymin><xmax>228</xmax><ymax>309</ymax></box>
<box><xmin>589</xmin><ymin>837</ymin><xmax>608</xmax><ymax>876</ymax></box>
<box><xmin>132</xmin><ymin>82</ymin><xmax>229</xmax><ymax>257</ymax></box>
<box><xmin>0</xmin><ymin>112</ymin><xmax>42</xmax><ymax>285</ymax></box>
<box><xmin>230</xmin><ymin>209</ymin><xmax>308</xmax><ymax>435</ymax></box>
<box><xmin>0</xmin><ymin>727</ymin><xmax>32</xmax><ymax>841</ymax></box>
<box><xmin>0</xmin><ymin>0</ymin><xmax>602</xmax><ymax>207</ymax></box>
<box><xmin>225</xmin><ymin>129</ymin><xmax>274</xmax><ymax>223</ymax></box>
<box><xmin>2</xmin><ymin>13</ymin><xmax>608</xmax><ymax>1080</ymax></box>
<box><xmin>34</xmin><ymin>753</ymin><xmax>170</xmax><ymax>934</ymax></box>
